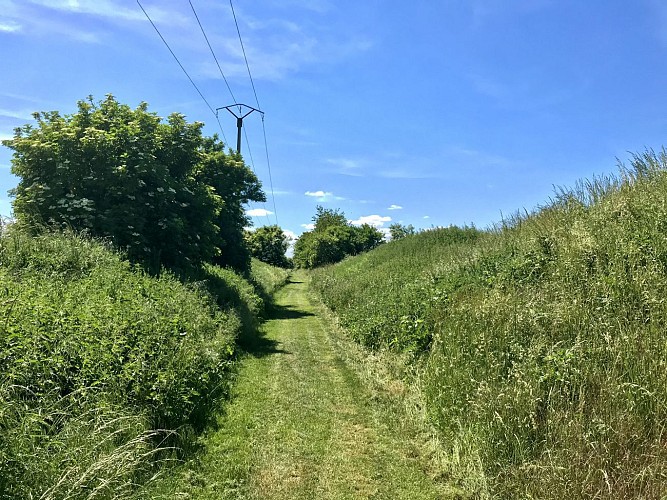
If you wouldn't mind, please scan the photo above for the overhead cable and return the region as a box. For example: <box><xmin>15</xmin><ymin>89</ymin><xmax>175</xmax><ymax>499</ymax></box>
<box><xmin>188</xmin><ymin>0</ymin><xmax>237</xmax><ymax>104</ymax></box>
<box><xmin>137</xmin><ymin>0</ymin><xmax>228</xmax><ymax>144</ymax></box>
<box><xmin>229</xmin><ymin>0</ymin><xmax>261</xmax><ymax>111</ymax></box>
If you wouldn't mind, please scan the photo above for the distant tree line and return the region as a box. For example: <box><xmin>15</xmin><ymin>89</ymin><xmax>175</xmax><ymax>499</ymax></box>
<box><xmin>293</xmin><ymin>206</ymin><xmax>384</xmax><ymax>268</ymax></box>
<box><xmin>2</xmin><ymin>95</ymin><xmax>273</xmax><ymax>275</ymax></box>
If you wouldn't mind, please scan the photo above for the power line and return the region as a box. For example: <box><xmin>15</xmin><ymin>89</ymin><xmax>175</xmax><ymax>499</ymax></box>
<box><xmin>137</xmin><ymin>0</ymin><xmax>228</xmax><ymax>144</ymax></box>
<box><xmin>261</xmin><ymin>116</ymin><xmax>278</xmax><ymax>226</ymax></box>
<box><xmin>228</xmin><ymin>0</ymin><xmax>279</xmax><ymax>227</ymax></box>
<box><xmin>229</xmin><ymin>0</ymin><xmax>261</xmax><ymax>111</ymax></box>
<box><xmin>186</xmin><ymin>0</ymin><xmax>272</xmax><ymax>227</ymax></box>
<box><xmin>242</xmin><ymin>127</ymin><xmax>273</xmax><ymax>226</ymax></box>
<box><xmin>188</xmin><ymin>0</ymin><xmax>237</xmax><ymax>104</ymax></box>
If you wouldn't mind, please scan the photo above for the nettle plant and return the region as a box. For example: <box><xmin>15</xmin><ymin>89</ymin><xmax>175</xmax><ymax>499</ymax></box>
<box><xmin>3</xmin><ymin>95</ymin><xmax>265</xmax><ymax>274</ymax></box>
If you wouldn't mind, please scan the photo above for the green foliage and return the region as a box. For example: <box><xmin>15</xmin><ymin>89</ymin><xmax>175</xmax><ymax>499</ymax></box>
<box><xmin>2</xmin><ymin>95</ymin><xmax>264</xmax><ymax>274</ymax></box>
<box><xmin>0</xmin><ymin>229</ymin><xmax>262</xmax><ymax>498</ymax></box>
<box><xmin>245</xmin><ymin>225</ymin><xmax>291</xmax><ymax>268</ymax></box>
<box><xmin>389</xmin><ymin>222</ymin><xmax>416</xmax><ymax>241</ymax></box>
<box><xmin>312</xmin><ymin>205</ymin><xmax>348</xmax><ymax>232</ymax></box>
<box><xmin>249</xmin><ymin>258</ymin><xmax>290</xmax><ymax>299</ymax></box>
<box><xmin>311</xmin><ymin>149</ymin><xmax>667</xmax><ymax>497</ymax></box>
<box><xmin>293</xmin><ymin>206</ymin><xmax>384</xmax><ymax>268</ymax></box>
<box><xmin>195</xmin><ymin>136</ymin><xmax>265</xmax><ymax>273</ymax></box>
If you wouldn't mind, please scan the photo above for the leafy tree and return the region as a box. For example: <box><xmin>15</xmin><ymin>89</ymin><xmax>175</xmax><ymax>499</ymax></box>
<box><xmin>195</xmin><ymin>136</ymin><xmax>266</xmax><ymax>273</ymax></box>
<box><xmin>2</xmin><ymin>95</ymin><xmax>264</xmax><ymax>274</ymax></box>
<box><xmin>351</xmin><ymin>223</ymin><xmax>385</xmax><ymax>254</ymax></box>
<box><xmin>389</xmin><ymin>222</ymin><xmax>416</xmax><ymax>241</ymax></box>
<box><xmin>312</xmin><ymin>205</ymin><xmax>348</xmax><ymax>232</ymax></box>
<box><xmin>293</xmin><ymin>207</ymin><xmax>384</xmax><ymax>268</ymax></box>
<box><xmin>245</xmin><ymin>225</ymin><xmax>291</xmax><ymax>268</ymax></box>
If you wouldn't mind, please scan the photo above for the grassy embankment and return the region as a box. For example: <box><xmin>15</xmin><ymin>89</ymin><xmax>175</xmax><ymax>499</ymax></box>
<box><xmin>311</xmin><ymin>151</ymin><xmax>667</xmax><ymax>498</ymax></box>
<box><xmin>0</xmin><ymin>226</ymin><xmax>287</xmax><ymax>499</ymax></box>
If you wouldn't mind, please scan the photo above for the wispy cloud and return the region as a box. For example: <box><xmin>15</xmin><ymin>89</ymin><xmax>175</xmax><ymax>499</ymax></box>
<box><xmin>270</xmin><ymin>189</ymin><xmax>293</xmax><ymax>196</ymax></box>
<box><xmin>326</xmin><ymin>157</ymin><xmax>366</xmax><ymax>177</ymax></box>
<box><xmin>0</xmin><ymin>0</ymin><xmax>186</xmax><ymax>45</ymax></box>
<box><xmin>387</xmin><ymin>204</ymin><xmax>402</xmax><ymax>210</ymax></box>
<box><xmin>349</xmin><ymin>214</ymin><xmax>391</xmax><ymax>228</ymax></box>
<box><xmin>246</xmin><ymin>208</ymin><xmax>274</xmax><ymax>217</ymax></box>
<box><xmin>326</xmin><ymin>154</ymin><xmax>440</xmax><ymax>179</ymax></box>
<box><xmin>0</xmin><ymin>108</ymin><xmax>36</xmax><ymax>121</ymax></box>
<box><xmin>26</xmin><ymin>0</ymin><xmax>166</xmax><ymax>23</ymax></box>
<box><xmin>0</xmin><ymin>20</ymin><xmax>21</xmax><ymax>32</ymax></box>
<box><xmin>304</xmin><ymin>190</ymin><xmax>344</xmax><ymax>202</ymax></box>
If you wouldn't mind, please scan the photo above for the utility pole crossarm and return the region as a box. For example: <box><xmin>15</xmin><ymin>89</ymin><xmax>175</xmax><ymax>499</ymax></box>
<box><xmin>215</xmin><ymin>103</ymin><xmax>264</xmax><ymax>154</ymax></box>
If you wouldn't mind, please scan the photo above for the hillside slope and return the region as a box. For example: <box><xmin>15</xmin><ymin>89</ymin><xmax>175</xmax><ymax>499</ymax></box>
<box><xmin>311</xmin><ymin>151</ymin><xmax>667</xmax><ymax>498</ymax></box>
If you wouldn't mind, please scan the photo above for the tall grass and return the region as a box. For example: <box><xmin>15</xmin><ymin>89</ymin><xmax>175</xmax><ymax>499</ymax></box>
<box><xmin>0</xmin><ymin>229</ymin><xmax>264</xmax><ymax>498</ymax></box>
<box><xmin>311</xmin><ymin>149</ymin><xmax>667</xmax><ymax>497</ymax></box>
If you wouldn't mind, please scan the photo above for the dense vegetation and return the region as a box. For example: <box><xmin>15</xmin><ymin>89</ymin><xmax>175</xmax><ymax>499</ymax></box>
<box><xmin>293</xmin><ymin>206</ymin><xmax>384</xmax><ymax>268</ymax></box>
<box><xmin>245</xmin><ymin>224</ymin><xmax>291</xmax><ymax>268</ymax></box>
<box><xmin>2</xmin><ymin>95</ymin><xmax>265</xmax><ymax>275</ymax></box>
<box><xmin>0</xmin><ymin>225</ymin><xmax>287</xmax><ymax>499</ymax></box>
<box><xmin>312</xmin><ymin>150</ymin><xmax>667</xmax><ymax>497</ymax></box>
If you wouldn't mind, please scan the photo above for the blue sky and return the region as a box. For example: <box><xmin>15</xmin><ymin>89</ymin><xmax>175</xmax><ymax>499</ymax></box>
<box><xmin>2</xmin><ymin>1</ymin><xmax>667</xmax><ymax>241</ymax></box>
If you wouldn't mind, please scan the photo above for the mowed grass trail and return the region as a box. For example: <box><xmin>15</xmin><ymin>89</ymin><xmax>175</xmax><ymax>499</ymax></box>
<box><xmin>146</xmin><ymin>270</ymin><xmax>451</xmax><ymax>499</ymax></box>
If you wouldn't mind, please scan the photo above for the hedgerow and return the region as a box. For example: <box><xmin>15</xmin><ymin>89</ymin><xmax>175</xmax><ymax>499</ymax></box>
<box><xmin>0</xmin><ymin>228</ymin><xmax>258</xmax><ymax>498</ymax></box>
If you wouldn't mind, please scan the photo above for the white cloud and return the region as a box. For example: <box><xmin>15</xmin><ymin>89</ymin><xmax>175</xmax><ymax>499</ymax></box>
<box><xmin>350</xmin><ymin>214</ymin><xmax>391</xmax><ymax>228</ymax></box>
<box><xmin>301</xmin><ymin>223</ymin><xmax>315</xmax><ymax>231</ymax></box>
<box><xmin>0</xmin><ymin>20</ymin><xmax>21</xmax><ymax>32</ymax></box>
<box><xmin>304</xmin><ymin>190</ymin><xmax>344</xmax><ymax>202</ymax></box>
<box><xmin>387</xmin><ymin>204</ymin><xmax>402</xmax><ymax>210</ymax></box>
<box><xmin>283</xmin><ymin>229</ymin><xmax>298</xmax><ymax>257</ymax></box>
<box><xmin>246</xmin><ymin>208</ymin><xmax>274</xmax><ymax>217</ymax></box>
<box><xmin>423</xmin><ymin>215</ymin><xmax>430</xmax><ymax>219</ymax></box>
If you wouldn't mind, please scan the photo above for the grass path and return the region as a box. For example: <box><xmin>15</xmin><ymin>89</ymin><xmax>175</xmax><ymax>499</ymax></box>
<box><xmin>145</xmin><ymin>271</ymin><xmax>451</xmax><ymax>499</ymax></box>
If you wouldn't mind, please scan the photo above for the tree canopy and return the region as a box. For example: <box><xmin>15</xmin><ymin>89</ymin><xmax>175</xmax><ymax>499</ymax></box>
<box><xmin>245</xmin><ymin>225</ymin><xmax>291</xmax><ymax>268</ymax></box>
<box><xmin>389</xmin><ymin>223</ymin><xmax>416</xmax><ymax>241</ymax></box>
<box><xmin>293</xmin><ymin>206</ymin><xmax>384</xmax><ymax>268</ymax></box>
<box><xmin>2</xmin><ymin>95</ymin><xmax>265</xmax><ymax>274</ymax></box>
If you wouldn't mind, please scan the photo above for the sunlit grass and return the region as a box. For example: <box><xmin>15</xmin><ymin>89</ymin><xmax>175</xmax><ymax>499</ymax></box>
<box><xmin>312</xmin><ymin>149</ymin><xmax>667</xmax><ymax>497</ymax></box>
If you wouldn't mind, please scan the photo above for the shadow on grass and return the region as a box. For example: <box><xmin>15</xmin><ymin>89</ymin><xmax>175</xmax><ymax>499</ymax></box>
<box><xmin>238</xmin><ymin>328</ymin><xmax>291</xmax><ymax>358</ymax></box>
<box><xmin>268</xmin><ymin>303</ymin><xmax>315</xmax><ymax>321</ymax></box>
